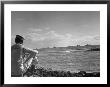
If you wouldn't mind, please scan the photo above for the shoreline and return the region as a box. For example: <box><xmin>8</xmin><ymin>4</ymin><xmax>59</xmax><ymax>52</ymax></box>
<box><xmin>24</xmin><ymin>66</ymin><xmax>100</xmax><ymax>77</ymax></box>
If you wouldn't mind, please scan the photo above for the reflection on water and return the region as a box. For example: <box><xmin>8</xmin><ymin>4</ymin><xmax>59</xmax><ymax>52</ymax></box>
<box><xmin>37</xmin><ymin>50</ymin><xmax>100</xmax><ymax>73</ymax></box>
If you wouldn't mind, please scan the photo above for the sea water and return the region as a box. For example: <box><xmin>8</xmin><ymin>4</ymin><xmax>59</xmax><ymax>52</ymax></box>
<box><xmin>37</xmin><ymin>50</ymin><xmax>100</xmax><ymax>73</ymax></box>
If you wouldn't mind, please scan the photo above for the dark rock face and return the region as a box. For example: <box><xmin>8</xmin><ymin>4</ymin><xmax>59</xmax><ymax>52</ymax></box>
<box><xmin>23</xmin><ymin>65</ymin><xmax>100</xmax><ymax>77</ymax></box>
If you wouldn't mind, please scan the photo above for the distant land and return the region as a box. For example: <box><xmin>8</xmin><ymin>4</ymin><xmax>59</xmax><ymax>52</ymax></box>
<box><xmin>34</xmin><ymin>44</ymin><xmax>100</xmax><ymax>52</ymax></box>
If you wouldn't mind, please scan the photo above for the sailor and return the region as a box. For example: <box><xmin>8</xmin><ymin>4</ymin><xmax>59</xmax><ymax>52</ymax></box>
<box><xmin>11</xmin><ymin>35</ymin><xmax>38</xmax><ymax>77</ymax></box>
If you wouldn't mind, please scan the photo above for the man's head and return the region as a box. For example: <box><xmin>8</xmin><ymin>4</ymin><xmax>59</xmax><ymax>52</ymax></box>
<box><xmin>15</xmin><ymin>35</ymin><xmax>24</xmax><ymax>44</ymax></box>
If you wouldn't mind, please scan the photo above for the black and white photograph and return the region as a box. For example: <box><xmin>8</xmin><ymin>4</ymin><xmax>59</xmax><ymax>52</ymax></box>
<box><xmin>11</xmin><ymin>11</ymin><xmax>100</xmax><ymax>77</ymax></box>
<box><xmin>3</xmin><ymin>3</ymin><xmax>107</xmax><ymax>84</ymax></box>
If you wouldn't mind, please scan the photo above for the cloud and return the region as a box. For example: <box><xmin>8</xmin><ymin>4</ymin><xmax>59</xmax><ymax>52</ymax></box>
<box><xmin>31</xmin><ymin>28</ymin><xmax>43</xmax><ymax>32</ymax></box>
<box><xmin>25</xmin><ymin>29</ymin><xmax>74</xmax><ymax>48</ymax></box>
<box><xmin>45</xmin><ymin>27</ymin><xmax>50</xmax><ymax>30</ymax></box>
<box><xmin>21</xmin><ymin>28</ymin><xmax>100</xmax><ymax>48</ymax></box>
<box><xmin>93</xmin><ymin>35</ymin><xmax>100</xmax><ymax>40</ymax></box>
<box><xmin>73</xmin><ymin>35</ymin><xmax>100</xmax><ymax>45</ymax></box>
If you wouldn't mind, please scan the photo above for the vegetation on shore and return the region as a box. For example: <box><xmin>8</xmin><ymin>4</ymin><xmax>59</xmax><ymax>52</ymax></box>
<box><xmin>24</xmin><ymin>65</ymin><xmax>100</xmax><ymax>77</ymax></box>
<box><xmin>87</xmin><ymin>48</ymin><xmax>100</xmax><ymax>51</ymax></box>
<box><xmin>36</xmin><ymin>44</ymin><xmax>100</xmax><ymax>52</ymax></box>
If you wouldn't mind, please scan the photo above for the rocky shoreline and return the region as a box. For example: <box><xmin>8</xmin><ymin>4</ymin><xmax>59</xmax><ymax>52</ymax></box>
<box><xmin>24</xmin><ymin>65</ymin><xmax>100</xmax><ymax>77</ymax></box>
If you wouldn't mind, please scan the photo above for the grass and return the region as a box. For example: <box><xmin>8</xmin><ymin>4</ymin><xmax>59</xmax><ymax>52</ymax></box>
<box><xmin>23</xmin><ymin>65</ymin><xmax>100</xmax><ymax>77</ymax></box>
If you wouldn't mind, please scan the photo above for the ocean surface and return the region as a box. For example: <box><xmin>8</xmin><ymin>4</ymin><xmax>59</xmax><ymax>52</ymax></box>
<box><xmin>37</xmin><ymin>50</ymin><xmax>100</xmax><ymax>73</ymax></box>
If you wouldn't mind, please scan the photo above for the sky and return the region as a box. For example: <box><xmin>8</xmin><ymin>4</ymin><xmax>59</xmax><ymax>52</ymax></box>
<box><xmin>11</xmin><ymin>11</ymin><xmax>100</xmax><ymax>49</ymax></box>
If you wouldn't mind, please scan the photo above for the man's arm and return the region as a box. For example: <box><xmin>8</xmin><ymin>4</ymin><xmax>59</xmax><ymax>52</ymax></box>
<box><xmin>23</xmin><ymin>48</ymin><xmax>38</xmax><ymax>63</ymax></box>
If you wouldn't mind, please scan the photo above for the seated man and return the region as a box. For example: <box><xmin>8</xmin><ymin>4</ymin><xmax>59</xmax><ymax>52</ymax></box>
<box><xmin>11</xmin><ymin>35</ymin><xmax>38</xmax><ymax>77</ymax></box>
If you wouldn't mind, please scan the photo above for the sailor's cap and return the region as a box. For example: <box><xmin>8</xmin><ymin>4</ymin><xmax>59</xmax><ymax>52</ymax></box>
<box><xmin>16</xmin><ymin>35</ymin><xmax>25</xmax><ymax>40</ymax></box>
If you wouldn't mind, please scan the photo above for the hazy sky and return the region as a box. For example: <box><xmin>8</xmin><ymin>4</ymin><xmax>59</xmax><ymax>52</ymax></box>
<box><xmin>11</xmin><ymin>11</ymin><xmax>100</xmax><ymax>49</ymax></box>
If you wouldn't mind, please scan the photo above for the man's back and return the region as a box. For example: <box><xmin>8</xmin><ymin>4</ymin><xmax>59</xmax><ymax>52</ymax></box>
<box><xmin>11</xmin><ymin>44</ymin><xmax>38</xmax><ymax>77</ymax></box>
<box><xmin>11</xmin><ymin>44</ymin><xmax>22</xmax><ymax>76</ymax></box>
